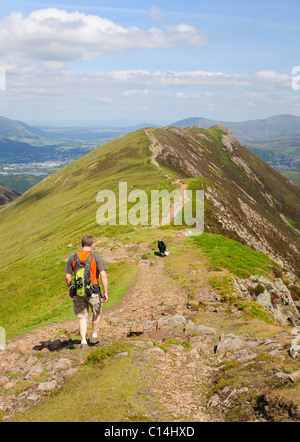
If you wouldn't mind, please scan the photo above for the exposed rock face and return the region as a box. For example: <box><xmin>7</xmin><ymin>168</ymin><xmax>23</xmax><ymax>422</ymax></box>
<box><xmin>234</xmin><ymin>275</ymin><xmax>299</xmax><ymax>326</ymax></box>
<box><xmin>215</xmin><ymin>334</ymin><xmax>245</xmax><ymax>355</ymax></box>
<box><xmin>147</xmin><ymin>126</ymin><xmax>300</xmax><ymax>276</ymax></box>
<box><xmin>290</xmin><ymin>332</ymin><xmax>300</xmax><ymax>359</ymax></box>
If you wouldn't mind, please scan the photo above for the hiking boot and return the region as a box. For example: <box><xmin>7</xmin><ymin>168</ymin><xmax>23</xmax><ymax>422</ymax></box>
<box><xmin>79</xmin><ymin>343</ymin><xmax>89</xmax><ymax>349</ymax></box>
<box><xmin>90</xmin><ymin>337</ymin><xmax>100</xmax><ymax>345</ymax></box>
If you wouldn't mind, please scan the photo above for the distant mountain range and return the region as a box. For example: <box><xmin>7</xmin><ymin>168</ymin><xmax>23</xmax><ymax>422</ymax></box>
<box><xmin>171</xmin><ymin>114</ymin><xmax>300</xmax><ymax>142</ymax></box>
<box><xmin>171</xmin><ymin>115</ymin><xmax>300</xmax><ymax>174</ymax></box>
<box><xmin>2</xmin><ymin>114</ymin><xmax>299</xmax><ymax>144</ymax></box>
<box><xmin>0</xmin><ymin>116</ymin><xmax>46</xmax><ymax>139</ymax></box>
<box><xmin>0</xmin><ymin>114</ymin><xmax>299</xmax><ymax>185</ymax></box>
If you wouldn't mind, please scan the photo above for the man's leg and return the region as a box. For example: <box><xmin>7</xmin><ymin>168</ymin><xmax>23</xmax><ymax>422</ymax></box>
<box><xmin>79</xmin><ymin>317</ymin><xmax>88</xmax><ymax>344</ymax></box>
<box><xmin>92</xmin><ymin>313</ymin><xmax>101</xmax><ymax>336</ymax></box>
<box><xmin>73</xmin><ymin>296</ymin><xmax>89</xmax><ymax>346</ymax></box>
<box><xmin>90</xmin><ymin>294</ymin><xmax>102</xmax><ymax>344</ymax></box>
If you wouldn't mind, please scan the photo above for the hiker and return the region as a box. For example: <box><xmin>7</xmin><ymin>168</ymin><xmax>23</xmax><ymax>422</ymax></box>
<box><xmin>65</xmin><ymin>234</ymin><xmax>108</xmax><ymax>348</ymax></box>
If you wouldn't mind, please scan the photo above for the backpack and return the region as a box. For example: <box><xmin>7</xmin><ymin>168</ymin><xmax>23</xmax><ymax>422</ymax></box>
<box><xmin>73</xmin><ymin>252</ymin><xmax>98</xmax><ymax>297</ymax></box>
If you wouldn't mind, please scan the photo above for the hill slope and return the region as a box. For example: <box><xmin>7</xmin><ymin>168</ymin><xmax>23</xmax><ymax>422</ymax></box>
<box><xmin>0</xmin><ymin>125</ymin><xmax>299</xmax><ymax>339</ymax></box>
<box><xmin>0</xmin><ymin>136</ymin><xmax>85</xmax><ymax>164</ymax></box>
<box><xmin>0</xmin><ymin>182</ymin><xmax>20</xmax><ymax>205</ymax></box>
<box><xmin>148</xmin><ymin>125</ymin><xmax>300</xmax><ymax>273</ymax></box>
<box><xmin>2</xmin><ymin>231</ymin><xmax>300</xmax><ymax>422</ymax></box>
<box><xmin>0</xmin><ymin>116</ymin><xmax>45</xmax><ymax>139</ymax></box>
<box><xmin>0</xmin><ymin>126</ymin><xmax>300</xmax><ymax>423</ymax></box>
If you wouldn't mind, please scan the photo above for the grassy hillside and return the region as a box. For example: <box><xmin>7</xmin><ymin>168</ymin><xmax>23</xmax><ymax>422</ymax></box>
<box><xmin>0</xmin><ymin>130</ymin><xmax>169</xmax><ymax>338</ymax></box>
<box><xmin>152</xmin><ymin>125</ymin><xmax>300</xmax><ymax>272</ymax></box>
<box><xmin>1</xmin><ymin>122</ymin><xmax>300</xmax><ymax>423</ymax></box>
<box><xmin>4</xmin><ymin>228</ymin><xmax>299</xmax><ymax>423</ymax></box>
<box><xmin>0</xmin><ymin>174</ymin><xmax>46</xmax><ymax>194</ymax></box>
<box><xmin>193</xmin><ymin>233</ymin><xmax>275</xmax><ymax>278</ymax></box>
<box><xmin>1</xmin><ymin>126</ymin><xmax>299</xmax><ymax>339</ymax></box>
<box><xmin>0</xmin><ymin>116</ymin><xmax>45</xmax><ymax>139</ymax></box>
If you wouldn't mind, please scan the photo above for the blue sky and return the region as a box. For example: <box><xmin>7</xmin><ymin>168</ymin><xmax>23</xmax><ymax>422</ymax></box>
<box><xmin>0</xmin><ymin>0</ymin><xmax>299</xmax><ymax>124</ymax></box>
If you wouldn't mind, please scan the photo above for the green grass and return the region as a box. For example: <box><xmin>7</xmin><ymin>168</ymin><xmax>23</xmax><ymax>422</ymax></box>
<box><xmin>0</xmin><ymin>124</ymin><xmax>297</xmax><ymax>340</ymax></box>
<box><xmin>101</xmin><ymin>262</ymin><xmax>138</xmax><ymax>312</ymax></box>
<box><xmin>0</xmin><ymin>174</ymin><xmax>47</xmax><ymax>194</ymax></box>
<box><xmin>10</xmin><ymin>347</ymin><xmax>160</xmax><ymax>422</ymax></box>
<box><xmin>208</xmin><ymin>349</ymin><xmax>300</xmax><ymax>422</ymax></box>
<box><xmin>1</xmin><ymin>259</ymin><xmax>138</xmax><ymax>339</ymax></box>
<box><xmin>0</xmin><ymin>129</ymin><xmax>163</xmax><ymax>338</ymax></box>
<box><xmin>193</xmin><ymin>233</ymin><xmax>275</xmax><ymax>278</ymax></box>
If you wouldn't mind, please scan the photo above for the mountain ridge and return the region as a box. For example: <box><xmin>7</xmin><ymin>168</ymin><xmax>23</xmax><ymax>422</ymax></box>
<box><xmin>0</xmin><ymin>116</ymin><xmax>46</xmax><ymax>139</ymax></box>
<box><xmin>0</xmin><ymin>124</ymin><xmax>299</xmax><ymax>337</ymax></box>
<box><xmin>0</xmin><ymin>124</ymin><xmax>299</xmax><ymax>422</ymax></box>
<box><xmin>147</xmin><ymin>125</ymin><xmax>300</xmax><ymax>274</ymax></box>
<box><xmin>171</xmin><ymin>114</ymin><xmax>300</xmax><ymax>142</ymax></box>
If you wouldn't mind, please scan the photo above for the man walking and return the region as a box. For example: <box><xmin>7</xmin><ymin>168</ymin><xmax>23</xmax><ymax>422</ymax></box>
<box><xmin>65</xmin><ymin>234</ymin><xmax>108</xmax><ymax>348</ymax></box>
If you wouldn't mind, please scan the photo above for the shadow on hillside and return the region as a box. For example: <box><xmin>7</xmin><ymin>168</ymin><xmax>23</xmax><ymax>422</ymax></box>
<box><xmin>33</xmin><ymin>338</ymin><xmax>80</xmax><ymax>352</ymax></box>
<box><xmin>14</xmin><ymin>188</ymin><xmax>52</xmax><ymax>207</ymax></box>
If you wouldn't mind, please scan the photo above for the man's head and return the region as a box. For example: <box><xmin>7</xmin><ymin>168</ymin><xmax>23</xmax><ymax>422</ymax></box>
<box><xmin>81</xmin><ymin>234</ymin><xmax>94</xmax><ymax>248</ymax></box>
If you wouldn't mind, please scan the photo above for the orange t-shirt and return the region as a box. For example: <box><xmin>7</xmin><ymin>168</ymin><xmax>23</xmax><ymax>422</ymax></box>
<box><xmin>65</xmin><ymin>251</ymin><xmax>107</xmax><ymax>286</ymax></box>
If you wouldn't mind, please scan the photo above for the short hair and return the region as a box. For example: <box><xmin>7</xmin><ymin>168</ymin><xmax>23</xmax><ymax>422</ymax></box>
<box><xmin>82</xmin><ymin>235</ymin><xmax>94</xmax><ymax>247</ymax></box>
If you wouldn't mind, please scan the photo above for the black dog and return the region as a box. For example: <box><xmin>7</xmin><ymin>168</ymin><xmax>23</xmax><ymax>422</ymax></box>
<box><xmin>158</xmin><ymin>240</ymin><xmax>167</xmax><ymax>256</ymax></box>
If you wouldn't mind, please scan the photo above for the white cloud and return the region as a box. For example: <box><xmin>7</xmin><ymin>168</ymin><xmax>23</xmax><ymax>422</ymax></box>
<box><xmin>0</xmin><ymin>61</ymin><xmax>296</xmax><ymax>122</ymax></box>
<box><xmin>0</xmin><ymin>8</ymin><xmax>208</xmax><ymax>63</ymax></box>
<box><xmin>87</xmin><ymin>69</ymin><xmax>291</xmax><ymax>90</ymax></box>
<box><xmin>122</xmin><ymin>89</ymin><xmax>151</xmax><ymax>97</ymax></box>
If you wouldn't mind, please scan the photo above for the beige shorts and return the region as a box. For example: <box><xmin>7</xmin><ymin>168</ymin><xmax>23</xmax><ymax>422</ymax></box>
<box><xmin>73</xmin><ymin>294</ymin><xmax>102</xmax><ymax>319</ymax></box>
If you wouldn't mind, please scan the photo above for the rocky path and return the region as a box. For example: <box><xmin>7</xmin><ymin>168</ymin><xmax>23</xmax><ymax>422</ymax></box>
<box><xmin>145</xmin><ymin>128</ymin><xmax>171</xmax><ymax>181</ymax></box>
<box><xmin>1</xmin><ymin>238</ymin><xmax>300</xmax><ymax>421</ymax></box>
<box><xmin>0</xmin><ymin>240</ymin><xmax>212</xmax><ymax>421</ymax></box>
<box><xmin>145</xmin><ymin>128</ymin><xmax>189</xmax><ymax>228</ymax></box>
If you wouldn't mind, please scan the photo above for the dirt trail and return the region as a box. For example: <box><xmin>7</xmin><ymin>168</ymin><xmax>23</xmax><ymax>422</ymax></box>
<box><xmin>145</xmin><ymin>128</ymin><xmax>171</xmax><ymax>180</ymax></box>
<box><xmin>3</xmin><ymin>239</ymin><xmax>211</xmax><ymax>421</ymax></box>
<box><xmin>3</xmin><ymin>238</ymin><xmax>297</xmax><ymax>422</ymax></box>
<box><xmin>145</xmin><ymin>129</ymin><xmax>189</xmax><ymax>228</ymax></box>
<box><xmin>1</xmin><ymin>131</ymin><xmax>213</xmax><ymax>421</ymax></box>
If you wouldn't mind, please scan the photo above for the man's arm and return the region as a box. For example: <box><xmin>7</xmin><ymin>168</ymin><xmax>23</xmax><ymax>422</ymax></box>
<box><xmin>100</xmin><ymin>270</ymin><xmax>108</xmax><ymax>302</ymax></box>
<box><xmin>65</xmin><ymin>273</ymin><xmax>74</xmax><ymax>298</ymax></box>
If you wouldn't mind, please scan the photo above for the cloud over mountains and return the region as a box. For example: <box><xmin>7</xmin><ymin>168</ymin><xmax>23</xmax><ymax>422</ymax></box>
<box><xmin>0</xmin><ymin>5</ymin><xmax>298</xmax><ymax>122</ymax></box>
<box><xmin>0</xmin><ymin>8</ymin><xmax>208</xmax><ymax>62</ymax></box>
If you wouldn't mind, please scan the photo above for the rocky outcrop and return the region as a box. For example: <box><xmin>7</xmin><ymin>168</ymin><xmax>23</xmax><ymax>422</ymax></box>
<box><xmin>289</xmin><ymin>328</ymin><xmax>300</xmax><ymax>359</ymax></box>
<box><xmin>234</xmin><ymin>275</ymin><xmax>299</xmax><ymax>326</ymax></box>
